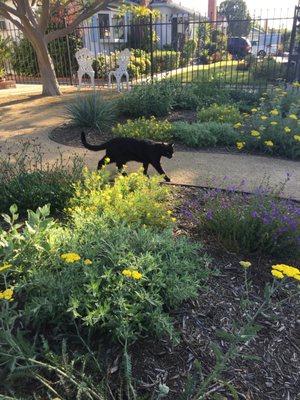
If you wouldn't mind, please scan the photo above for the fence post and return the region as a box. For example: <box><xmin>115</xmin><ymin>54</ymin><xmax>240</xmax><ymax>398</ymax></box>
<box><xmin>149</xmin><ymin>12</ymin><xmax>154</xmax><ymax>83</ymax></box>
<box><xmin>64</xmin><ymin>16</ymin><xmax>73</xmax><ymax>85</ymax></box>
<box><xmin>286</xmin><ymin>6</ymin><xmax>299</xmax><ymax>82</ymax></box>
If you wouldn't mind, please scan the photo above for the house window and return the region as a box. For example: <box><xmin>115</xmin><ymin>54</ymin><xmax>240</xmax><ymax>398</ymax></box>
<box><xmin>0</xmin><ymin>20</ymin><xmax>6</xmax><ymax>30</ymax></box>
<box><xmin>99</xmin><ymin>13</ymin><xmax>110</xmax><ymax>39</ymax></box>
<box><xmin>98</xmin><ymin>12</ymin><xmax>126</xmax><ymax>41</ymax></box>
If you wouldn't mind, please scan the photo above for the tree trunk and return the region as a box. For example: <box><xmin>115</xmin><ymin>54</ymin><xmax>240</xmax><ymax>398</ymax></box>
<box><xmin>33</xmin><ymin>36</ymin><xmax>61</xmax><ymax>96</ymax></box>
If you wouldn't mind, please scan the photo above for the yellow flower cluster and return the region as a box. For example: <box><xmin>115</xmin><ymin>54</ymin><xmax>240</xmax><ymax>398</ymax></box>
<box><xmin>260</xmin><ymin>115</ymin><xmax>267</xmax><ymax>120</ymax></box>
<box><xmin>122</xmin><ymin>269</ymin><xmax>143</xmax><ymax>280</ymax></box>
<box><xmin>284</xmin><ymin>126</ymin><xmax>291</xmax><ymax>133</ymax></box>
<box><xmin>289</xmin><ymin>114</ymin><xmax>298</xmax><ymax>120</ymax></box>
<box><xmin>84</xmin><ymin>259</ymin><xmax>93</xmax><ymax>265</ymax></box>
<box><xmin>251</xmin><ymin>108</ymin><xmax>258</xmax><ymax>113</ymax></box>
<box><xmin>270</xmin><ymin>109</ymin><xmax>279</xmax><ymax>116</ymax></box>
<box><xmin>251</xmin><ymin>130</ymin><xmax>260</xmax><ymax>137</ymax></box>
<box><xmin>239</xmin><ymin>260</ymin><xmax>252</xmax><ymax>269</ymax></box>
<box><xmin>0</xmin><ymin>262</ymin><xmax>12</xmax><ymax>273</ymax></box>
<box><xmin>264</xmin><ymin>140</ymin><xmax>274</xmax><ymax>147</ymax></box>
<box><xmin>270</xmin><ymin>121</ymin><xmax>278</xmax><ymax>126</ymax></box>
<box><xmin>236</xmin><ymin>141</ymin><xmax>245</xmax><ymax>150</ymax></box>
<box><xmin>234</xmin><ymin>122</ymin><xmax>242</xmax><ymax>129</ymax></box>
<box><xmin>61</xmin><ymin>253</ymin><xmax>81</xmax><ymax>263</ymax></box>
<box><xmin>271</xmin><ymin>264</ymin><xmax>300</xmax><ymax>280</ymax></box>
<box><xmin>294</xmin><ymin>135</ymin><xmax>300</xmax><ymax>142</ymax></box>
<box><xmin>0</xmin><ymin>288</ymin><xmax>14</xmax><ymax>301</ymax></box>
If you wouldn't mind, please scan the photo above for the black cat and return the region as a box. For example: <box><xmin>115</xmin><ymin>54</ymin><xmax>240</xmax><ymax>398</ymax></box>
<box><xmin>81</xmin><ymin>132</ymin><xmax>174</xmax><ymax>182</ymax></box>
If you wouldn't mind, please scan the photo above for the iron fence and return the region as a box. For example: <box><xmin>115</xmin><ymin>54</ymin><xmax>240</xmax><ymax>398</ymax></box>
<box><xmin>1</xmin><ymin>7</ymin><xmax>299</xmax><ymax>89</ymax></box>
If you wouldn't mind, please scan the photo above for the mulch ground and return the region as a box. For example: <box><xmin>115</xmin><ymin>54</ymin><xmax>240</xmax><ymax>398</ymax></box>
<box><xmin>109</xmin><ymin>187</ymin><xmax>300</xmax><ymax>400</ymax></box>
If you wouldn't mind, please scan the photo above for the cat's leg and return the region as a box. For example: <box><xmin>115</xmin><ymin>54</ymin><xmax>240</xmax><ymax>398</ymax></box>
<box><xmin>143</xmin><ymin>163</ymin><xmax>149</xmax><ymax>177</ymax></box>
<box><xmin>97</xmin><ymin>156</ymin><xmax>109</xmax><ymax>170</ymax></box>
<box><xmin>151</xmin><ymin>160</ymin><xmax>171</xmax><ymax>182</ymax></box>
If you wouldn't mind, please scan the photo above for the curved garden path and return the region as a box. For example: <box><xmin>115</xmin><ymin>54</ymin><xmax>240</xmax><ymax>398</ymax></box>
<box><xmin>1</xmin><ymin>85</ymin><xmax>299</xmax><ymax>200</ymax></box>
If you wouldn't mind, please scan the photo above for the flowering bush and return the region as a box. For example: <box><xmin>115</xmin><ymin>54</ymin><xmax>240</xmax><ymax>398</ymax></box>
<box><xmin>234</xmin><ymin>87</ymin><xmax>300</xmax><ymax>159</ymax></box>
<box><xmin>198</xmin><ymin>183</ymin><xmax>300</xmax><ymax>257</ymax></box>
<box><xmin>197</xmin><ymin>103</ymin><xmax>241</xmax><ymax>124</ymax></box>
<box><xmin>0</xmin><ymin>169</ymin><xmax>209</xmax><ymax>345</ymax></box>
<box><xmin>112</xmin><ymin>116</ymin><xmax>173</xmax><ymax>141</ymax></box>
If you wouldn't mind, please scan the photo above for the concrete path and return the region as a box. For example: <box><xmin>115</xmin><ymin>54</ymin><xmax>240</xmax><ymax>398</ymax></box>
<box><xmin>1</xmin><ymin>84</ymin><xmax>299</xmax><ymax>200</ymax></box>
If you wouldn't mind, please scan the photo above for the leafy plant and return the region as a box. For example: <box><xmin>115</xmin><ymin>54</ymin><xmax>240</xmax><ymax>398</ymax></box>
<box><xmin>197</xmin><ymin>103</ymin><xmax>241</xmax><ymax>124</ymax></box>
<box><xmin>112</xmin><ymin>116</ymin><xmax>173</xmax><ymax>141</ymax></box>
<box><xmin>171</xmin><ymin>121</ymin><xmax>239</xmax><ymax>148</ymax></box>
<box><xmin>198</xmin><ymin>182</ymin><xmax>300</xmax><ymax>257</ymax></box>
<box><xmin>0</xmin><ymin>37</ymin><xmax>11</xmax><ymax>77</ymax></box>
<box><xmin>66</xmin><ymin>92</ymin><xmax>116</xmax><ymax>131</ymax></box>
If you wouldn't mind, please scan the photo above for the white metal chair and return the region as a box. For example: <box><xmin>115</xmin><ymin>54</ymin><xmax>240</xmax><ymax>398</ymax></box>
<box><xmin>108</xmin><ymin>48</ymin><xmax>130</xmax><ymax>92</ymax></box>
<box><xmin>75</xmin><ymin>48</ymin><xmax>95</xmax><ymax>90</ymax></box>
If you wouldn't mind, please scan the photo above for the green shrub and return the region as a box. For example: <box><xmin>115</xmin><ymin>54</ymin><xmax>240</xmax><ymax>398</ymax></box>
<box><xmin>199</xmin><ymin>187</ymin><xmax>300</xmax><ymax>257</ymax></box>
<box><xmin>0</xmin><ymin>170</ymin><xmax>209</xmax><ymax>344</ymax></box>
<box><xmin>66</xmin><ymin>93</ymin><xmax>116</xmax><ymax>130</ymax></box>
<box><xmin>227</xmin><ymin>89</ymin><xmax>261</xmax><ymax>113</ymax></box>
<box><xmin>251</xmin><ymin>56</ymin><xmax>286</xmax><ymax>81</ymax></box>
<box><xmin>197</xmin><ymin>103</ymin><xmax>241</xmax><ymax>124</ymax></box>
<box><xmin>0</xmin><ymin>37</ymin><xmax>11</xmax><ymax>76</ymax></box>
<box><xmin>152</xmin><ymin>50</ymin><xmax>181</xmax><ymax>72</ymax></box>
<box><xmin>118</xmin><ymin>80</ymin><xmax>178</xmax><ymax>117</ymax></box>
<box><xmin>171</xmin><ymin>122</ymin><xmax>239</xmax><ymax>148</ymax></box>
<box><xmin>234</xmin><ymin>87</ymin><xmax>300</xmax><ymax>159</ymax></box>
<box><xmin>112</xmin><ymin>116</ymin><xmax>173</xmax><ymax>141</ymax></box>
<box><xmin>11</xmin><ymin>35</ymin><xmax>82</xmax><ymax>77</ymax></box>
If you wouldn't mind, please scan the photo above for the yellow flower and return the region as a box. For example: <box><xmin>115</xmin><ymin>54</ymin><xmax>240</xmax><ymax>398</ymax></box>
<box><xmin>289</xmin><ymin>114</ymin><xmax>298</xmax><ymax>120</ymax></box>
<box><xmin>167</xmin><ymin>210</ymin><xmax>172</xmax><ymax>215</ymax></box>
<box><xmin>251</xmin><ymin>108</ymin><xmax>258</xmax><ymax>113</ymax></box>
<box><xmin>271</xmin><ymin>270</ymin><xmax>284</xmax><ymax>279</ymax></box>
<box><xmin>239</xmin><ymin>261</ymin><xmax>251</xmax><ymax>269</ymax></box>
<box><xmin>294</xmin><ymin>135</ymin><xmax>300</xmax><ymax>141</ymax></box>
<box><xmin>292</xmin><ymin>81</ymin><xmax>300</xmax><ymax>87</ymax></box>
<box><xmin>236</xmin><ymin>141</ymin><xmax>245</xmax><ymax>150</ymax></box>
<box><xmin>104</xmin><ymin>157</ymin><xmax>111</xmax><ymax>164</ymax></box>
<box><xmin>84</xmin><ymin>259</ymin><xmax>93</xmax><ymax>265</ymax></box>
<box><xmin>264</xmin><ymin>140</ymin><xmax>274</xmax><ymax>147</ymax></box>
<box><xmin>0</xmin><ymin>288</ymin><xmax>14</xmax><ymax>301</ymax></box>
<box><xmin>260</xmin><ymin>115</ymin><xmax>267</xmax><ymax>120</ymax></box>
<box><xmin>251</xmin><ymin>130</ymin><xmax>260</xmax><ymax>137</ymax></box>
<box><xmin>171</xmin><ymin>217</ymin><xmax>177</xmax><ymax>222</ymax></box>
<box><xmin>272</xmin><ymin>264</ymin><xmax>300</xmax><ymax>278</ymax></box>
<box><xmin>0</xmin><ymin>262</ymin><xmax>12</xmax><ymax>273</ymax></box>
<box><xmin>270</xmin><ymin>109</ymin><xmax>279</xmax><ymax>116</ymax></box>
<box><xmin>234</xmin><ymin>122</ymin><xmax>242</xmax><ymax>129</ymax></box>
<box><xmin>61</xmin><ymin>253</ymin><xmax>81</xmax><ymax>263</ymax></box>
<box><xmin>122</xmin><ymin>269</ymin><xmax>132</xmax><ymax>277</ymax></box>
<box><xmin>131</xmin><ymin>271</ymin><xmax>142</xmax><ymax>280</ymax></box>
<box><xmin>284</xmin><ymin>126</ymin><xmax>291</xmax><ymax>133</ymax></box>
<box><xmin>293</xmin><ymin>274</ymin><xmax>300</xmax><ymax>281</ymax></box>
<box><xmin>270</xmin><ymin>121</ymin><xmax>278</xmax><ymax>125</ymax></box>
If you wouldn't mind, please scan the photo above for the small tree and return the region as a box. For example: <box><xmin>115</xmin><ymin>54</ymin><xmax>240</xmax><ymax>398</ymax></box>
<box><xmin>0</xmin><ymin>0</ymin><xmax>117</xmax><ymax>95</ymax></box>
<box><xmin>219</xmin><ymin>0</ymin><xmax>251</xmax><ymax>37</ymax></box>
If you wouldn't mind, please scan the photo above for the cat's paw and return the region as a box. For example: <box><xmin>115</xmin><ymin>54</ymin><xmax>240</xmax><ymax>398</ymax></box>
<box><xmin>164</xmin><ymin>175</ymin><xmax>171</xmax><ymax>182</ymax></box>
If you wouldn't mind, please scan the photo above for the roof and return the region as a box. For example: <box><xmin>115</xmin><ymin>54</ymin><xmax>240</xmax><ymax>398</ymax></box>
<box><xmin>150</xmin><ymin>0</ymin><xmax>200</xmax><ymax>16</ymax></box>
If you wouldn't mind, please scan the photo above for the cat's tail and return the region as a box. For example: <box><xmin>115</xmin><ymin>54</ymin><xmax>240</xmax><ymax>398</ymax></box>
<box><xmin>81</xmin><ymin>132</ymin><xmax>107</xmax><ymax>151</ymax></box>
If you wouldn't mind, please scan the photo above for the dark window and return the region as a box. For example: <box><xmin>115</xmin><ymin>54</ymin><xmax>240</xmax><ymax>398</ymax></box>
<box><xmin>0</xmin><ymin>20</ymin><xmax>6</xmax><ymax>30</ymax></box>
<box><xmin>98</xmin><ymin>14</ymin><xmax>110</xmax><ymax>39</ymax></box>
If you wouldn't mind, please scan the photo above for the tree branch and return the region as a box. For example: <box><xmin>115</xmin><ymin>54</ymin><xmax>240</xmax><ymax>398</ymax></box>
<box><xmin>39</xmin><ymin>0</ymin><xmax>50</xmax><ymax>31</ymax></box>
<box><xmin>0</xmin><ymin>7</ymin><xmax>24</xmax><ymax>30</ymax></box>
<box><xmin>45</xmin><ymin>0</ymin><xmax>118</xmax><ymax>42</ymax></box>
<box><xmin>0</xmin><ymin>0</ymin><xmax>23</xmax><ymax>19</ymax></box>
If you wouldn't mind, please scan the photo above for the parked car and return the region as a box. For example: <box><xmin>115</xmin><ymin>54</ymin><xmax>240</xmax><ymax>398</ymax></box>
<box><xmin>227</xmin><ymin>37</ymin><xmax>252</xmax><ymax>59</ymax></box>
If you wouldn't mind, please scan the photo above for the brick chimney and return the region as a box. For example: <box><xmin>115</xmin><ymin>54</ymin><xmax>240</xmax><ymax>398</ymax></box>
<box><xmin>208</xmin><ymin>0</ymin><xmax>217</xmax><ymax>21</ymax></box>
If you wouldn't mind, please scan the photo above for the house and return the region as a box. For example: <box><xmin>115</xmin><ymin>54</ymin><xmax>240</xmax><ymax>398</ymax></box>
<box><xmin>83</xmin><ymin>0</ymin><xmax>200</xmax><ymax>55</ymax></box>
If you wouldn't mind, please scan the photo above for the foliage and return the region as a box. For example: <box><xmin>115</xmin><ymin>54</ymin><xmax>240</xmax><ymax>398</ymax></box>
<box><xmin>152</xmin><ymin>50</ymin><xmax>181</xmax><ymax>72</ymax></box>
<box><xmin>251</xmin><ymin>56</ymin><xmax>285</xmax><ymax>81</ymax></box>
<box><xmin>11</xmin><ymin>34</ymin><xmax>82</xmax><ymax>77</ymax></box>
<box><xmin>0</xmin><ymin>170</ymin><xmax>209</xmax><ymax>346</ymax></box>
<box><xmin>219</xmin><ymin>0</ymin><xmax>251</xmax><ymax>37</ymax></box>
<box><xmin>227</xmin><ymin>88</ymin><xmax>261</xmax><ymax>113</ymax></box>
<box><xmin>112</xmin><ymin>116</ymin><xmax>173</xmax><ymax>141</ymax></box>
<box><xmin>180</xmin><ymin>39</ymin><xmax>197</xmax><ymax>66</ymax></box>
<box><xmin>171</xmin><ymin>122</ymin><xmax>239</xmax><ymax>148</ymax></box>
<box><xmin>234</xmin><ymin>87</ymin><xmax>300</xmax><ymax>159</ymax></box>
<box><xmin>197</xmin><ymin>103</ymin><xmax>241</xmax><ymax>124</ymax></box>
<box><xmin>65</xmin><ymin>92</ymin><xmax>116</xmax><ymax>131</ymax></box>
<box><xmin>0</xmin><ymin>141</ymin><xmax>83</xmax><ymax>216</ymax></box>
<box><xmin>0</xmin><ymin>36</ymin><xmax>11</xmax><ymax>77</ymax></box>
<box><xmin>198</xmin><ymin>181</ymin><xmax>300</xmax><ymax>256</ymax></box>
<box><xmin>118</xmin><ymin>80</ymin><xmax>178</xmax><ymax>117</ymax></box>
